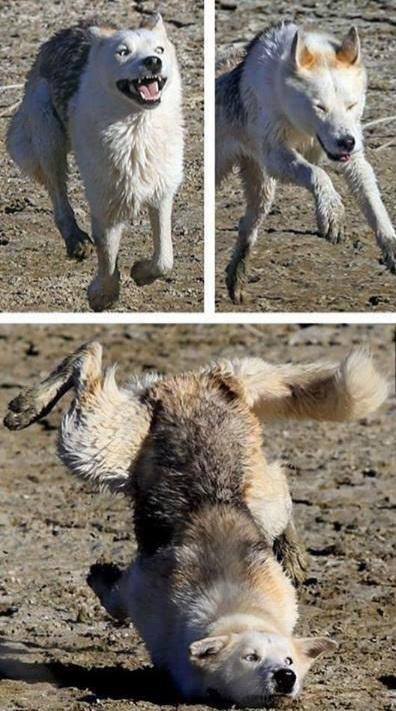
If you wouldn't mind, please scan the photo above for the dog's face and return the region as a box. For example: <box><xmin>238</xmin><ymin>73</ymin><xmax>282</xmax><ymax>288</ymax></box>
<box><xmin>90</xmin><ymin>15</ymin><xmax>175</xmax><ymax>109</ymax></box>
<box><xmin>281</xmin><ymin>27</ymin><xmax>367</xmax><ymax>162</ymax></box>
<box><xmin>190</xmin><ymin>631</ymin><xmax>337</xmax><ymax>706</ymax></box>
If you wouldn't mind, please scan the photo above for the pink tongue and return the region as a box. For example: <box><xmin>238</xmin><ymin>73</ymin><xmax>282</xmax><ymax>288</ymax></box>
<box><xmin>139</xmin><ymin>80</ymin><xmax>160</xmax><ymax>100</ymax></box>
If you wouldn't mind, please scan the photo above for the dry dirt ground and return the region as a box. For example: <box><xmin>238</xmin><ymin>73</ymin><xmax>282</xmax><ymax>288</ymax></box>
<box><xmin>215</xmin><ymin>0</ymin><xmax>396</xmax><ymax>312</ymax></box>
<box><xmin>0</xmin><ymin>0</ymin><xmax>203</xmax><ymax>312</ymax></box>
<box><xmin>0</xmin><ymin>323</ymin><xmax>395</xmax><ymax>711</ymax></box>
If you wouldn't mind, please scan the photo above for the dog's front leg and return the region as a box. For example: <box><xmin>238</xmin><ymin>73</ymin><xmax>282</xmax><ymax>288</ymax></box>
<box><xmin>87</xmin><ymin>218</ymin><xmax>123</xmax><ymax>311</ymax></box>
<box><xmin>265</xmin><ymin>146</ymin><xmax>344</xmax><ymax>243</ymax></box>
<box><xmin>343</xmin><ymin>153</ymin><xmax>396</xmax><ymax>273</ymax></box>
<box><xmin>131</xmin><ymin>195</ymin><xmax>174</xmax><ymax>286</ymax></box>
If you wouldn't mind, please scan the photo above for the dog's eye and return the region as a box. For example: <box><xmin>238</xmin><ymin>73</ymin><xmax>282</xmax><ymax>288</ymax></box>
<box><xmin>347</xmin><ymin>102</ymin><xmax>357</xmax><ymax>111</ymax></box>
<box><xmin>155</xmin><ymin>46</ymin><xmax>164</xmax><ymax>54</ymax></box>
<box><xmin>244</xmin><ymin>653</ymin><xmax>260</xmax><ymax>663</ymax></box>
<box><xmin>117</xmin><ymin>46</ymin><xmax>130</xmax><ymax>57</ymax></box>
<box><xmin>285</xmin><ymin>657</ymin><xmax>293</xmax><ymax>665</ymax></box>
<box><xmin>315</xmin><ymin>104</ymin><xmax>327</xmax><ymax>112</ymax></box>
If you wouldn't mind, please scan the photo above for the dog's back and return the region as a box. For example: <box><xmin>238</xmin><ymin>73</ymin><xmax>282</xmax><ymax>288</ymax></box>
<box><xmin>132</xmin><ymin>371</ymin><xmax>263</xmax><ymax>555</ymax></box>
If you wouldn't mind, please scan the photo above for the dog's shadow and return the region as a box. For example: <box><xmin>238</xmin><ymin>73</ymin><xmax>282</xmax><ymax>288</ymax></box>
<box><xmin>0</xmin><ymin>642</ymin><xmax>233</xmax><ymax>707</ymax></box>
<box><xmin>0</xmin><ymin>650</ymin><xmax>176</xmax><ymax>704</ymax></box>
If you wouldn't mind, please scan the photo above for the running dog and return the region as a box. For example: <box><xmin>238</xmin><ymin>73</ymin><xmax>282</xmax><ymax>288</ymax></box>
<box><xmin>216</xmin><ymin>23</ymin><xmax>396</xmax><ymax>302</ymax></box>
<box><xmin>4</xmin><ymin>344</ymin><xmax>388</xmax><ymax>704</ymax></box>
<box><xmin>7</xmin><ymin>15</ymin><xmax>183</xmax><ymax>311</ymax></box>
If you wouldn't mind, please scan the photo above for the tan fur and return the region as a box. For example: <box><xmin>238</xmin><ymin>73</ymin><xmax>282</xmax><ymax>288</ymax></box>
<box><xmin>4</xmin><ymin>343</ymin><xmax>387</xmax><ymax>704</ymax></box>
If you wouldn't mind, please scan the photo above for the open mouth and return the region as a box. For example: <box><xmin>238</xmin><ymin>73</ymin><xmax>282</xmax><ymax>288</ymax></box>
<box><xmin>317</xmin><ymin>135</ymin><xmax>352</xmax><ymax>163</ymax></box>
<box><xmin>116</xmin><ymin>75</ymin><xmax>167</xmax><ymax>107</ymax></box>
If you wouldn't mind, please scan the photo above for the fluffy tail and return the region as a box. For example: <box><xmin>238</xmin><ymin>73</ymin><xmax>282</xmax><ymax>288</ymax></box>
<box><xmin>229</xmin><ymin>349</ymin><xmax>389</xmax><ymax>422</ymax></box>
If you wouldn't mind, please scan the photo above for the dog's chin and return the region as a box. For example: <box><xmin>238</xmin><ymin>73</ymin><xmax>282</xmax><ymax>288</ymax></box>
<box><xmin>317</xmin><ymin>135</ymin><xmax>353</xmax><ymax>163</ymax></box>
<box><xmin>116</xmin><ymin>76</ymin><xmax>167</xmax><ymax>109</ymax></box>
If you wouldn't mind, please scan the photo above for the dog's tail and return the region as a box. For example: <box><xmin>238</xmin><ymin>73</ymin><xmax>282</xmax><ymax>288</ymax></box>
<box><xmin>228</xmin><ymin>349</ymin><xmax>389</xmax><ymax>422</ymax></box>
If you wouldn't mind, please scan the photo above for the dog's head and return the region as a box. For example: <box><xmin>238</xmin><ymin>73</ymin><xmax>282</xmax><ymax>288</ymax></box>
<box><xmin>89</xmin><ymin>14</ymin><xmax>176</xmax><ymax>109</ymax></box>
<box><xmin>281</xmin><ymin>26</ymin><xmax>367</xmax><ymax>162</ymax></box>
<box><xmin>190</xmin><ymin>630</ymin><xmax>337</xmax><ymax>706</ymax></box>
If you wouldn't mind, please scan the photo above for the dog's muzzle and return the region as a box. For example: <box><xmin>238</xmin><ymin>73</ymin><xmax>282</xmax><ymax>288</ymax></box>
<box><xmin>317</xmin><ymin>134</ymin><xmax>355</xmax><ymax>163</ymax></box>
<box><xmin>116</xmin><ymin>74</ymin><xmax>167</xmax><ymax>107</ymax></box>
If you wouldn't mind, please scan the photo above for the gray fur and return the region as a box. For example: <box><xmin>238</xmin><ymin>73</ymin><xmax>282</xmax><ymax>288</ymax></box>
<box><xmin>32</xmin><ymin>18</ymin><xmax>108</xmax><ymax>126</ymax></box>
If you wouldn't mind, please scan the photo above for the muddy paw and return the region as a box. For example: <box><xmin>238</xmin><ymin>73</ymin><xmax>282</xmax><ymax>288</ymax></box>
<box><xmin>66</xmin><ymin>231</ymin><xmax>93</xmax><ymax>262</ymax></box>
<box><xmin>4</xmin><ymin>390</ymin><xmax>41</xmax><ymax>430</ymax></box>
<box><xmin>226</xmin><ymin>259</ymin><xmax>247</xmax><ymax>304</ymax></box>
<box><xmin>380</xmin><ymin>239</ymin><xmax>396</xmax><ymax>274</ymax></box>
<box><xmin>87</xmin><ymin>274</ymin><xmax>120</xmax><ymax>312</ymax></box>
<box><xmin>130</xmin><ymin>259</ymin><xmax>167</xmax><ymax>286</ymax></box>
<box><xmin>317</xmin><ymin>195</ymin><xmax>345</xmax><ymax>244</ymax></box>
<box><xmin>274</xmin><ymin>535</ymin><xmax>308</xmax><ymax>587</ymax></box>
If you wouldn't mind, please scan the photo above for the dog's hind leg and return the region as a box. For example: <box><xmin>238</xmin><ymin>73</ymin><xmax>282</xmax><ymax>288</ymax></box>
<box><xmin>131</xmin><ymin>196</ymin><xmax>174</xmax><ymax>286</ymax></box>
<box><xmin>7</xmin><ymin>80</ymin><xmax>92</xmax><ymax>260</ymax></box>
<box><xmin>226</xmin><ymin>157</ymin><xmax>276</xmax><ymax>303</ymax></box>
<box><xmin>273</xmin><ymin>520</ymin><xmax>307</xmax><ymax>587</ymax></box>
<box><xmin>4</xmin><ymin>341</ymin><xmax>101</xmax><ymax>431</ymax></box>
<box><xmin>4</xmin><ymin>342</ymin><xmax>151</xmax><ymax>493</ymax></box>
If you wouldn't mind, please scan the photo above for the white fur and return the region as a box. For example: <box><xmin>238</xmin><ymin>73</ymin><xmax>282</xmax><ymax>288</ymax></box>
<box><xmin>7</xmin><ymin>16</ymin><xmax>184</xmax><ymax>311</ymax></box>
<box><xmin>216</xmin><ymin>22</ymin><xmax>396</xmax><ymax>301</ymax></box>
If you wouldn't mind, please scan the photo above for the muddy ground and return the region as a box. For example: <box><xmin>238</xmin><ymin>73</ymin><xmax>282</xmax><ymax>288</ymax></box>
<box><xmin>215</xmin><ymin>0</ymin><xmax>396</xmax><ymax>312</ymax></box>
<box><xmin>0</xmin><ymin>323</ymin><xmax>395</xmax><ymax>711</ymax></box>
<box><xmin>0</xmin><ymin>0</ymin><xmax>203</xmax><ymax>312</ymax></box>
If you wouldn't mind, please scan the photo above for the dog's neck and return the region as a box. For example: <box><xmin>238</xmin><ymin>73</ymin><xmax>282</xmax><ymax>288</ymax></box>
<box><xmin>190</xmin><ymin>554</ymin><xmax>298</xmax><ymax>639</ymax></box>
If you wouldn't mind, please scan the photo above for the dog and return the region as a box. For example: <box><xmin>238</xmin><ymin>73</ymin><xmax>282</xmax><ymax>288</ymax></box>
<box><xmin>4</xmin><ymin>343</ymin><xmax>388</xmax><ymax>704</ymax></box>
<box><xmin>6</xmin><ymin>14</ymin><xmax>183</xmax><ymax>311</ymax></box>
<box><xmin>216</xmin><ymin>22</ymin><xmax>396</xmax><ymax>303</ymax></box>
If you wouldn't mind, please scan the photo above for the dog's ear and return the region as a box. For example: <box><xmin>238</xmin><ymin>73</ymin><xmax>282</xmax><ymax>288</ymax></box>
<box><xmin>290</xmin><ymin>30</ymin><xmax>315</xmax><ymax>70</ymax></box>
<box><xmin>336</xmin><ymin>26</ymin><xmax>360</xmax><ymax>65</ymax></box>
<box><xmin>141</xmin><ymin>12</ymin><xmax>167</xmax><ymax>37</ymax></box>
<box><xmin>89</xmin><ymin>26</ymin><xmax>116</xmax><ymax>44</ymax></box>
<box><xmin>294</xmin><ymin>637</ymin><xmax>338</xmax><ymax>662</ymax></box>
<box><xmin>189</xmin><ymin>636</ymin><xmax>230</xmax><ymax>667</ymax></box>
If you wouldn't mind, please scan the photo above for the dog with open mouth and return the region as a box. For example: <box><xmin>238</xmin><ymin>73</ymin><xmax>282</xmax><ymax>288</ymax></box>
<box><xmin>216</xmin><ymin>22</ymin><xmax>396</xmax><ymax>304</ymax></box>
<box><xmin>4</xmin><ymin>343</ymin><xmax>389</xmax><ymax>705</ymax></box>
<box><xmin>6</xmin><ymin>13</ymin><xmax>183</xmax><ymax>311</ymax></box>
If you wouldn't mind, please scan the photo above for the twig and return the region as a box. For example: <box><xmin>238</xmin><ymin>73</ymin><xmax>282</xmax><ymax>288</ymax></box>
<box><xmin>0</xmin><ymin>100</ymin><xmax>20</xmax><ymax>117</ymax></box>
<box><xmin>364</xmin><ymin>115</ymin><xmax>396</xmax><ymax>129</ymax></box>
<box><xmin>0</xmin><ymin>84</ymin><xmax>23</xmax><ymax>92</ymax></box>
<box><xmin>375</xmin><ymin>139</ymin><xmax>396</xmax><ymax>152</ymax></box>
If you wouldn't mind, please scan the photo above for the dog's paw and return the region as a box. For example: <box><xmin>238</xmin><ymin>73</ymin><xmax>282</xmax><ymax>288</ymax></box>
<box><xmin>378</xmin><ymin>235</ymin><xmax>396</xmax><ymax>274</ymax></box>
<box><xmin>66</xmin><ymin>230</ymin><xmax>93</xmax><ymax>261</ymax></box>
<box><xmin>273</xmin><ymin>534</ymin><xmax>308</xmax><ymax>587</ymax></box>
<box><xmin>87</xmin><ymin>274</ymin><xmax>120</xmax><ymax>312</ymax></box>
<box><xmin>4</xmin><ymin>390</ymin><xmax>41</xmax><ymax>430</ymax></box>
<box><xmin>317</xmin><ymin>193</ymin><xmax>345</xmax><ymax>244</ymax></box>
<box><xmin>226</xmin><ymin>259</ymin><xmax>247</xmax><ymax>305</ymax></box>
<box><xmin>131</xmin><ymin>259</ymin><xmax>171</xmax><ymax>286</ymax></box>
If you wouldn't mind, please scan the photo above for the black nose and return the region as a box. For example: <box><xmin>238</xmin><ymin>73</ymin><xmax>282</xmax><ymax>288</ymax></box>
<box><xmin>337</xmin><ymin>135</ymin><xmax>355</xmax><ymax>152</ymax></box>
<box><xmin>273</xmin><ymin>668</ymin><xmax>296</xmax><ymax>694</ymax></box>
<box><xmin>143</xmin><ymin>56</ymin><xmax>162</xmax><ymax>73</ymax></box>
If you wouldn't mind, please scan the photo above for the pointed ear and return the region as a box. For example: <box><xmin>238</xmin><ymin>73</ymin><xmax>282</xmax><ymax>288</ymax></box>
<box><xmin>141</xmin><ymin>12</ymin><xmax>167</xmax><ymax>36</ymax></box>
<box><xmin>189</xmin><ymin>636</ymin><xmax>230</xmax><ymax>666</ymax></box>
<box><xmin>336</xmin><ymin>26</ymin><xmax>360</xmax><ymax>65</ymax></box>
<box><xmin>291</xmin><ymin>30</ymin><xmax>315</xmax><ymax>70</ymax></box>
<box><xmin>89</xmin><ymin>26</ymin><xmax>116</xmax><ymax>44</ymax></box>
<box><xmin>295</xmin><ymin>637</ymin><xmax>338</xmax><ymax>660</ymax></box>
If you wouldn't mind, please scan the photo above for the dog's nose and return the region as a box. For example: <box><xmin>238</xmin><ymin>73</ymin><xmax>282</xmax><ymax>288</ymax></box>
<box><xmin>273</xmin><ymin>668</ymin><xmax>296</xmax><ymax>694</ymax></box>
<box><xmin>337</xmin><ymin>135</ymin><xmax>355</xmax><ymax>152</ymax></box>
<box><xmin>143</xmin><ymin>56</ymin><xmax>162</xmax><ymax>73</ymax></box>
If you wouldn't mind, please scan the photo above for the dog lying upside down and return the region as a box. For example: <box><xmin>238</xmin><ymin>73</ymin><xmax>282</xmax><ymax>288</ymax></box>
<box><xmin>4</xmin><ymin>343</ymin><xmax>388</xmax><ymax>704</ymax></box>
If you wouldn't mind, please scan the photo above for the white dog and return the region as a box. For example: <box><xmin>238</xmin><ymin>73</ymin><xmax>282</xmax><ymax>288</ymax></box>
<box><xmin>216</xmin><ymin>23</ymin><xmax>396</xmax><ymax>302</ymax></box>
<box><xmin>4</xmin><ymin>343</ymin><xmax>388</xmax><ymax>705</ymax></box>
<box><xmin>7</xmin><ymin>14</ymin><xmax>183</xmax><ymax>311</ymax></box>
